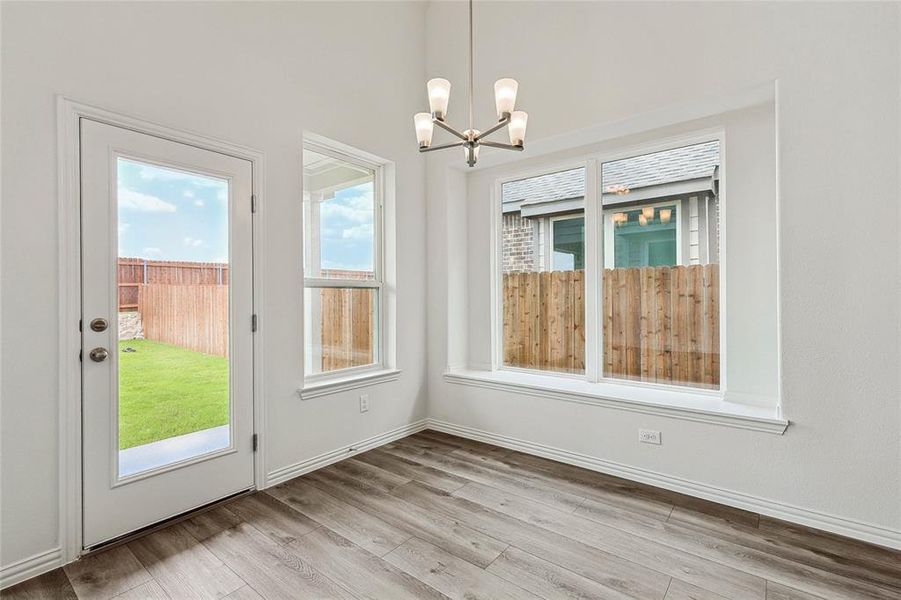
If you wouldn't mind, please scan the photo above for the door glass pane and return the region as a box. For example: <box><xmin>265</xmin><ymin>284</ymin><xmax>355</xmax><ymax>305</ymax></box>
<box><xmin>601</xmin><ymin>141</ymin><xmax>721</xmax><ymax>389</ymax></box>
<box><xmin>304</xmin><ymin>287</ymin><xmax>378</xmax><ymax>375</ymax></box>
<box><xmin>303</xmin><ymin>148</ymin><xmax>376</xmax><ymax>279</ymax></box>
<box><xmin>116</xmin><ymin>158</ymin><xmax>231</xmax><ymax>477</ymax></box>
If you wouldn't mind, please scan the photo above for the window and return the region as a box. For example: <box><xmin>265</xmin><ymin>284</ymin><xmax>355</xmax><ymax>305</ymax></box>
<box><xmin>500</xmin><ymin>167</ymin><xmax>586</xmax><ymax>375</ymax></box>
<box><xmin>303</xmin><ymin>142</ymin><xmax>383</xmax><ymax>378</ymax></box>
<box><xmin>498</xmin><ymin>139</ymin><xmax>721</xmax><ymax>390</ymax></box>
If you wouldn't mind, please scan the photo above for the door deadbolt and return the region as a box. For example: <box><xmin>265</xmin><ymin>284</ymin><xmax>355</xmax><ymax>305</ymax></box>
<box><xmin>89</xmin><ymin>318</ymin><xmax>109</xmax><ymax>332</ymax></box>
<box><xmin>89</xmin><ymin>347</ymin><xmax>109</xmax><ymax>362</ymax></box>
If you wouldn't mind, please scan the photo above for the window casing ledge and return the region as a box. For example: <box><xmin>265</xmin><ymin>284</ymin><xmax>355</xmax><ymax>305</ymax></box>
<box><xmin>443</xmin><ymin>368</ymin><xmax>788</xmax><ymax>435</ymax></box>
<box><xmin>300</xmin><ymin>368</ymin><xmax>401</xmax><ymax>400</ymax></box>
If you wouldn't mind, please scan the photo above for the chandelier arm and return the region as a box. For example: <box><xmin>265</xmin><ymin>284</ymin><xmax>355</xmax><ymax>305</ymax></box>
<box><xmin>479</xmin><ymin>140</ymin><xmax>524</xmax><ymax>151</ymax></box>
<box><xmin>433</xmin><ymin>118</ymin><xmax>470</xmax><ymax>142</ymax></box>
<box><xmin>419</xmin><ymin>141</ymin><xmax>466</xmax><ymax>153</ymax></box>
<box><xmin>474</xmin><ymin>116</ymin><xmax>511</xmax><ymax>141</ymax></box>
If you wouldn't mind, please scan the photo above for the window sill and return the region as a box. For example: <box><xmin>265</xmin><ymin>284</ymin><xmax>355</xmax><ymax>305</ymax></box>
<box><xmin>443</xmin><ymin>368</ymin><xmax>788</xmax><ymax>435</ymax></box>
<box><xmin>300</xmin><ymin>368</ymin><xmax>401</xmax><ymax>400</ymax></box>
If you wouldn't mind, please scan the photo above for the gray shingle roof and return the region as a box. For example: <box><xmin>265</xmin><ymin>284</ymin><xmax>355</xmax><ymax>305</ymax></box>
<box><xmin>502</xmin><ymin>141</ymin><xmax>719</xmax><ymax>209</ymax></box>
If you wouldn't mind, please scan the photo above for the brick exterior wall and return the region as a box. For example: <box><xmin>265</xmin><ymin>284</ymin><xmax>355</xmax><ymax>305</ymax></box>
<box><xmin>502</xmin><ymin>212</ymin><xmax>535</xmax><ymax>272</ymax></box>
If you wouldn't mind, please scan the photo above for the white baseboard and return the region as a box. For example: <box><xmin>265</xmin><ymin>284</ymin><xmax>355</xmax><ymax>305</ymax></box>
<box><xmin>426</xmin><ymin>418</ymin><xmax>901</xmax><ymax>551</ymax></box>
<box><xmin>0</xmin><ymin>547</ymin><xmax>62</xmax><ymax>590</ymax></box>
<box><xmin>265</xmin><ymin>419</ymin><xmax>429</xmax><ymax>487</ymax></box>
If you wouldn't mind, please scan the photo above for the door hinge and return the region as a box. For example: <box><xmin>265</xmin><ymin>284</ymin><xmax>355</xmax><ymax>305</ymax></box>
<box><xmin>251</xmin><ymin>314</ymin><xmax>258</xmax><ymax>332</ymax></box>
<box><xmin>79</xmin><ymin>350</ymin><xmax>83</xmax><ymax>362</ymax></box>
<box><xmin>252</xmin><ymin>433</ymin><xmax>259</xmax><ymax>452</ymax></box>
<box><xmin>251</xmin><ymin>194</ymin><xmax>257</xmax><ymax>213</ymax></box>
<box><xmin>79</xmin><ymin>319</ymin><xmax>83</xmax><ymax>332</ymax></box>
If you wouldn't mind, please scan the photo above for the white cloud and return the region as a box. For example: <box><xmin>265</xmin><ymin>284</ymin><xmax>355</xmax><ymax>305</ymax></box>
<box><xmin>184</xmin><ymin>237</ymin><xmax>203</xmax><ymax>247</ymax></box>
<box><xmin>194</xmin><ymin>199</ymin><xmax>205</xmax><ymax>208</ymax></box>
<box><xmin>183</xmin><ymin>190</ymin><xmax>195</xmax><ymax>198</ymax></box>
<box><xmin>142</xmin><ymin>247</ymin><xmax>163</xmax><ymax>258</ymax></box>
<box><xmin>341</xmin><ymin>223</ymin><xmax>373</xmax><ymax>240</ymax></box>
<box><xmin>119</xmin><ymin>188</ymin><xmax>176</xmax><ymax>213</ymax></box>
<box><xmin>217</xmin><ymin>188</ymin><xmax>227</xmax><ymax>202</ymax></box>
<box><xmin>320</xmin><ymin>201</ymin><xmax>371</xmax><ymax>224</ymax></box>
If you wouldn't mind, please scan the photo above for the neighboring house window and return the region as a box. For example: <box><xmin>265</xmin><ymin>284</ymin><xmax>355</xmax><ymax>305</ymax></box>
<box><xmin>498</xmin><ymin>139</ymin><xmax>721</xmax><ymax>390</ymax></box>
<box><xmin>303</xmin><ymin>141</ymin><xmax>383</xmax><ymax>378</ymax></box>
<box><xmin>550</xmin><ymin>216</ymin><xmax>585</xmax><ymax>270</ymax></box>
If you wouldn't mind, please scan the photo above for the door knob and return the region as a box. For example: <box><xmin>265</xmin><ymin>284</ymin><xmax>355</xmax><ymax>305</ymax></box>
<box><xmin>89</xmin><ymin>347</ymin><xmax>109</xmax><ymax>362</ymax></box>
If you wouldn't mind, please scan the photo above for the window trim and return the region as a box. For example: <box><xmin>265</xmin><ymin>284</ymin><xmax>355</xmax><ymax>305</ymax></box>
<box><xmin>491</xmin><ymin>129</ymin><xmax>727</xmax><ymax>395</ymax></box>
<box><xmin>301</xmin><ymin>135</ymin><xmax>392</xmax><ymax>387</ymax></box>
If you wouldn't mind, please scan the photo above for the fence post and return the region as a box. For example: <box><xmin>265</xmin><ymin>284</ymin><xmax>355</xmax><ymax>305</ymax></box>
<box><xmin>142</xmin><ymin>259</ymin><xmax>148</xmax><ymax>284</ymax></box>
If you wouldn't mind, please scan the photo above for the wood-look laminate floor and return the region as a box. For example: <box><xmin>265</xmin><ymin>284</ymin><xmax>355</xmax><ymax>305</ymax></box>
<box><xmin>5</xmin><ymin>430</ymin><xmax>900</xmax><ymax>600</ymax></box>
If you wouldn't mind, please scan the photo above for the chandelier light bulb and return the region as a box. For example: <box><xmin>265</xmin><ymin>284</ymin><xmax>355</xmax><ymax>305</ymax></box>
<box><xmin>413</xmin><ymin>113</ymin><xmax>434</xmax><ymax>147</ymax></box>
<box><xmin>462</xmin><ymin>130</ymin><xmax>481</xmax><ymax>163</ymax></box>
<box><xmin>642</xmin><ymin>206</ymin><xmax>656</xmax><ymax>220</ymax></box>
<box><xmin>659</xmin><ymin>208</ymin><xmax>672</xmax><ymax>224</ymax></box>
<box><xmin>508</xmin><ymin>111</ymin><xmax>528</xmax><ymax>146</ymax></box>
<box><xmin>638</xmin><ymin>213</ymin><xmax>649</xmax><ymax>227</ymax></box>
<box><xmin>427</xmin><ymin>78</ymin><xmax>451</xmax><ymax>119</ymax></box>
<box><xmin>494</xmin><ymin>78</ymin><xmax>519</xmax><ymax>119</ymax></box>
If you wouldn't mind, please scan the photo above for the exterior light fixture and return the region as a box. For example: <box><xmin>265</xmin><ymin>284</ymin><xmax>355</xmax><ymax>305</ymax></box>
<box><xmin>412</xmin><ymin>0</ymin><xmax>527</xmax><ymax>167</ymax></box>
<box><xmin>659</xmin><ymin>208</ymin><xmax>672</xmax><ymax>224</ymax></box>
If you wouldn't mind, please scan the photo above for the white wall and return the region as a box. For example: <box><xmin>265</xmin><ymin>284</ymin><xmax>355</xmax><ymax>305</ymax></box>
<box><xmin>426</xmin><ymin>1</ymin><xmax>901</xmax><ymax>542</ymax></box>
<box><xmin>1</xmin><ymin>1</ymin><xmax>427</xmax><ymax>572</ymax></box>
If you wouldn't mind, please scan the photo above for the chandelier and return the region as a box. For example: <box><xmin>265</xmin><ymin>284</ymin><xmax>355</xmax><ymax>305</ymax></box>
<box><xmin>413</xmin><ymin>0</ymin><xmax>528</xmax><ymax>167</ymax></box>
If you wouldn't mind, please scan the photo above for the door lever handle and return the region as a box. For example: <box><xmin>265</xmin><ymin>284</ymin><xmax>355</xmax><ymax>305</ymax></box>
<box><xmin>89</xmin><ymin>347</ymin><xmax>109</xmax><ymax>362</ymax></box>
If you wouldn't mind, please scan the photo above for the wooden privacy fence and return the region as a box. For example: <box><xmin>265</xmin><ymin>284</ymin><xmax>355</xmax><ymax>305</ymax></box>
<box><xmin>318</xmin><ymin>288</ymin><xmax>375</xmax><ymax>371</ymax></box>
<box><xmin>503</xmin><ymin>264</ymin><xmax>720</xmax><ymax>388</ymax></box>
<box><xmin>138</xmin><ymin>284</ymin><xmax>229</xmax><ymax>357</ymax></box>
<box><xmin>119</xmin><ymin>258</ymin><xmax>228</xmax><ymax>310</ymax></box>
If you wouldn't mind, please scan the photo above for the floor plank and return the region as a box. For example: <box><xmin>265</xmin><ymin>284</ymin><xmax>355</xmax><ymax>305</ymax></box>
<box><xmin>765</xmin><ymin>581</ymin><xmax>824</xmax><ymax>600</ymax></box>
<box><xmin>486</xmin><ymin>546</ymin><xmax>637</xmax><ymax>600</ymax></box>
<box><xmin>288</xmin><ymin>527</ymin><xmax>450</xmax><ymax>600</ymax></box>
<box><xmin>665</xmin><ymin>579</ymin><xmax>728</xmax><ymax>600</ymax></box>
<box><xmin>265</xmin><ymin>478</ymin><xmax>410</xmax><ymax>556</ymax></box>
<box><xmin>383</xmin><ymin>440</ymin><xmax>587</xmax><ymax>512</ymax></box>
<box><xmin>63</xmin><ymin>545</ymin><xmax>153</xmax><ymax>600</ymax></box>
<box><xmin>573</xmin><ymin>496</ymin><xmax>900</xmax><ymax>600</ymax></box>
<box><xmin>455</xmin><ymin>481</ymin><xmax>766</xmax><ymax>599</ymax></box>
<box><xmin>392</xmin><ymin>480</ymin><xmax>671</xmax><ymax>600</ymax></box>
<box><xmin>304</xmin><ymin>465</ymin><xmax>508</xmax><ymax>568</ymax></box>
<box><xmin>127</xmin><ymin>523</ymin><xmax>244</xmax><ymax>599</ymax></box>
<box><xmin>110</xmin><ymin>580</ymin><xmax>169</xmax><ymax>600</ymax></box>
<box><xmin>384</xmin><ymin>537</ymin><xmax>539</xmax><ymax>600</ymax></box>
<box><xmin>667</xmin><ymin>505</ymin><xmax>901</xmax><ymax>591</ymax></box>
<box><xmin>223</xmin><ymin>585</ymin><xmax>264</xmax><ymax>600</ymax></box>
<box><xmin>354</xmin><ymin>448</ymin><xmax>470</xmax><ymax>492</ymax></box>
<box><xmin>202</xmin><ymin>521</ymin><xmax>356</xmax><ymax>599</ymax></box>
<box><xmin>181</xmin><ymin>505</ymin><xmax>243</xmax><ymax>542</ymax></box>
<box><xmin>1</xmin><ymin>568</ymin><xmax>77</xmax><ymax>600</ymax></box>
<box><xmin>225</xmin><ymin>492</ymin><xmax>320</xmax><ymax>546</ymax></box>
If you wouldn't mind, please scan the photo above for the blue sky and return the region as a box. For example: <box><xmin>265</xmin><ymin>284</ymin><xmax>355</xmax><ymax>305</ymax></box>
<box><xmin>318</xmin><ymin>183</ymin><xmax>374</xmax><ymax>272</ymax></box>
<box><xmin>117</xmin><ymin>158</ymin><xmax>228</xmax><ymax>263</ymax></box>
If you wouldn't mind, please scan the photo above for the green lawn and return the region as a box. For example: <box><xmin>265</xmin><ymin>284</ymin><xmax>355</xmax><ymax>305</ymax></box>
<box><xmin>118</xmin><ymin>339</ymin><xmax>229</xmax><ymax>449</ymax></box>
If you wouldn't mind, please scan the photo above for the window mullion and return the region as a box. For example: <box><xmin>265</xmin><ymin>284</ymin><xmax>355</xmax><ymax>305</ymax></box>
<box><xmin>584</xmin><ymin>158</ymin><xmax>601</xmax><ymax>382</ymax></box>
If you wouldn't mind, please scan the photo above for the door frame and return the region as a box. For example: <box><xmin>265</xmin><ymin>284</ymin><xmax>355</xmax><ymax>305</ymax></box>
<box><xmin>57</xmin><ymin>97</ymin><xmax>267</xmax><ymax>564</ymax></box>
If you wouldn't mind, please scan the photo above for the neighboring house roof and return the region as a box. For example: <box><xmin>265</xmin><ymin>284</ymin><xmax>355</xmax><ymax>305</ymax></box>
<box><xmin>502</xmin><ymin>141</ymin><xmax>719</xmax><ymax>215</ymax></box>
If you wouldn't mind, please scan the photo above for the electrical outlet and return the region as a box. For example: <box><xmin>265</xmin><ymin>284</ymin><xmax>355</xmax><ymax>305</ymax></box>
<box><xmin>359</xmin><ymin>394</ymin><xmax>370</xmax><ymax>413</ymax></box>
<box><xmin>639</xmin><ymin>429</ymin><xmax>661</xmax><ymax>445</ymax></box>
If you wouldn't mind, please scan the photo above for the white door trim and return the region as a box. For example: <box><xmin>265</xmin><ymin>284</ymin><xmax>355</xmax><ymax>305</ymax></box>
<box><xmin>56</xmin><ymin>97</ymin><xmax>267</xmax><ymax>564</ymax></box>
